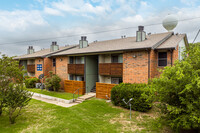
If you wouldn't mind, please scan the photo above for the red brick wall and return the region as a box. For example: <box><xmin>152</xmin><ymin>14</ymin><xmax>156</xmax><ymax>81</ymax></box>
<box><xmin>55</xmin><ymin>56</ymin><xmax>68</xmax><ymax>89</ymax></box>
<box><xmin>43</xmin><ymin>57</ymin><xmax>53</xmax><ymax>77</ymax></box>
<box><xmin>35</xmin><ymin>58</ymin><xmax>43</xmax><ymax>78</ymax></box>
<box><xmin>150</xmin><ymin>47</ymin><xmax>179</xmax><ymax>79</ymax></box>
<box><xmin>123</xmin><ymin>51</ymin><xmax>149</xmax><ymax>83</ymax></box>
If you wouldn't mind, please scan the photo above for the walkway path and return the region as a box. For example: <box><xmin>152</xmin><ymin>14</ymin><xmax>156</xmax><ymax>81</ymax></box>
<box><xmin>32</xmin><ymin>92</ymin><xmax>96</xmax><ymax>108</ymax></box>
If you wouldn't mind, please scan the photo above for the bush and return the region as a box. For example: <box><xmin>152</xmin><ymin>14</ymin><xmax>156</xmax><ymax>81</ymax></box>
<box><xmin>111</xmin><ymin>83</ymin><xmax>154</xmax><ymax>112</ymax></box>
<box><xmin>25</xmin><ymin>77</ymin><xmax>40</xmax><ymax>88</ymax></box>
<box><xmin>4</xmin><ymin>84</ymin><xmax>32</xmax><ymax>124</ymax></box>
<box><xmin>44</xmin><ymin>72</ymin><xmax>61</xmax><ymax>91</ymax></box>
<box><xmin>153</xmin><ymin>43</ymin><xmax>200</xmax><ymax>131</ymax></box>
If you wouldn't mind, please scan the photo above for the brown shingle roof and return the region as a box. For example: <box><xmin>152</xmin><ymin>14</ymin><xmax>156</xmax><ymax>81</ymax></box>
<box><xmin>15</xmin><ymin>32</ymin><xmax>186</xmax><ymax>59</ymax></box>
<box><xmin>14</xmin><ymin>45</ymin><xmax>76</xmax><ymax>59</ymax></box>
<box><xmin>156</xmin><ymin>34</ymin><xmax>186</xmax><ymax>49</ymax></box>
<box><xmin>51</xmin><ymin>32</ymin><xmax>176</xmax><ymax>56</ymax></box>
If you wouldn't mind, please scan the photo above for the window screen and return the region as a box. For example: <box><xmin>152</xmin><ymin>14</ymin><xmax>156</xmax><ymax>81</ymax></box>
<box><xmin>53</xmin><ymin>58</ymin><xmax>56</xmax><ymax>67</ymax></box>
<box><xmin>111</xmin><ymin>55</ymin><xmax>118</xmax><ymax>63</ymax></box>
<box><xmin>158</xmin><ymin>52</ymin><xmax>167</xmax><ymax>66</ymax></box>
<box><xmin>69</xmin><ymin>57</ymin><xmax>74</xmax><ymax>64</ymax></box>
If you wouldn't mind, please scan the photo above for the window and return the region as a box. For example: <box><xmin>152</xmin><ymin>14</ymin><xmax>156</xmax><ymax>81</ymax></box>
<box><xmin>158</xmin><ymin>52</ymin><xmax>167</xmax><ymax>66</ymax></box>
<box><xmin>53</xmin><ymin>58</ymin><xmax>56</xmax><ymax>67</ymax></box>
<box><xmin>75</xmin><ymin>75</ymin><xmax>84</xmax><ymax>81</ymax></box>
<box><xmin>111</xmin><ymin>55</ymin><xmax>118</xmax><ymax>63</ymax></box>
<box><xmin>37</xmin><ymin>64</ymin><xmax>42</xmax><ymax>71</ymax></box>
<box><xmin>75</xmin><ymin>56</ymin><xmax>84</xmax><ymax>64</ymax></box>
<box><xmin>69</xmin><ymin>57</ymin><xmax>74</xmax><ymax>64</ymax></box>
<box><xmin>69</xmin><ymin>74</ymin><xmax>74</xmax><ymax>80</ymax></box>
<box><xmin>111</xmin><ymin>77</ymin><xmax>122</xmax><ymax>84</ymax></box>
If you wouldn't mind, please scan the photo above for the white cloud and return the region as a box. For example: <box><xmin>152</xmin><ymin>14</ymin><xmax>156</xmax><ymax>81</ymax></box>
<box><xmin>0</xmin><ymin>10</ymin><xmax>47</xmax><ymax>31</ymax></box>
<box><xmin>180</xmin><ymin>0</ymin><xmax>197</xmax><ymax>6</ymax></box>
<box><xmin>44</xmin><ymin>7</ymin><xmax>63</xmax><ymax>16</ymax></box>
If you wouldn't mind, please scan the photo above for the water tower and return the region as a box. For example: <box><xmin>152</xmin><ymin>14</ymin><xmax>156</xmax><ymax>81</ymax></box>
<box><xmin>162</xmin><ymin>14</ymin><xmax>178</xmax><ymax>32</ymax></box>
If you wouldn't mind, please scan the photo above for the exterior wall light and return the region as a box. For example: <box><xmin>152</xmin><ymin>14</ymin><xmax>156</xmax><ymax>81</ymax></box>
<box><xmin>60</xmin><ymin>58</ymin><xmax>63</xmax><ymax>61</ymax></box>
<box><xmin>133</xmin><ymin>55</ymin><xmax>137</xmax><ymax>58</ymax></box>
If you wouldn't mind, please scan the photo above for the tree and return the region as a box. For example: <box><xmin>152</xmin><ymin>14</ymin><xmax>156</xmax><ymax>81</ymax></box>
<box><xmin>0</xmin><ymin>55</ymin><xmax>25</xmax><ymax>116</ymax></box>
<box><xmin>153</xmin><ymin>43</ymin><xmax>200</xmax><ymax>131</ymax></box>
<box><xmin>4</xmin><ymin>84</ymin><xmax>32</xmax><ymax>124</ymax></box>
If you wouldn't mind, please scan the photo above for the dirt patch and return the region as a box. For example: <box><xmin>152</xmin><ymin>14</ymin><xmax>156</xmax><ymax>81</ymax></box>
<box><xmin>110</xmin><ymin>113</ymin><xmax>144</xmax><ymax>132</ymax></box>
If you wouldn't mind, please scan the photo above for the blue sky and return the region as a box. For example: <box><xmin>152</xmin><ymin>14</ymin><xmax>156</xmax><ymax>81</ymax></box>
<box><xmin>0</xmin><ymin>0</ymin><xmax>200</xmax><ymax>56</ymax></box>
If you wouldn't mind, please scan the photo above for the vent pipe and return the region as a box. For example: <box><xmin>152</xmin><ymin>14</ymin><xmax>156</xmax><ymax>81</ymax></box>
<box><xmin>27</xmin><ymin>46</ymin><xmax>34</xmax><ymax>54</ymax></box>
<box><xmin>50</xmin><ymin>41</ymin><xmax>59</xmax><ymax>52</ymax></box>
<box><xmin>79</xmin><ymin>36</ymin><xmax>88</xmax><ymax>48</ymax></box>
<box><xmin>136</xmin><ymin>26</ymin><xmax>146</xmax><ymax>42</ymax></box>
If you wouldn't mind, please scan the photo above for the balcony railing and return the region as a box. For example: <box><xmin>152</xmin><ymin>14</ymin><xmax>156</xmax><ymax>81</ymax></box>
<box><xmin>27</xmin><ymin>64</ymin><xmax>35</xmax><ymax>73</ymax></box>
<box><xmin>99</xmin><ymin>63</ymin><xmax>123</xmax><ymax>76</ymax></box>
<box><xmin>68</xmin><ymin>64</ymin><xmax>84</xmax><ymax>75</ymax></box>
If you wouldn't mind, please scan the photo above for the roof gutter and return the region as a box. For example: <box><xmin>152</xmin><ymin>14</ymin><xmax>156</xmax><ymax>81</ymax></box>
<box><xmin>49</xmin><ymin>47</ymin><xmax>152</xmax><ymax>57</ymax></box>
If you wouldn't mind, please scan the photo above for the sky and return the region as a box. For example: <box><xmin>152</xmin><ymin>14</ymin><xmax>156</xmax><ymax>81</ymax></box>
<box><xmin>0</xmin><ymin>0</ymin><xmax>200</xmax><ymax>56</ymax></box>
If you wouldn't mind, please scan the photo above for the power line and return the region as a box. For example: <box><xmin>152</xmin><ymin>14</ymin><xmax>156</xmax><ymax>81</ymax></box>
<box><xmin>0</xmin><ymin>16</ymin><xmax>200</xmax><ymax>46</ymax></box>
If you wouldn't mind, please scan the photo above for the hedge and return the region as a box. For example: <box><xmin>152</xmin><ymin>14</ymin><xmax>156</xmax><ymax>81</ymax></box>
<box><xmin>111</xmin><ymin>83</ymin><xmax>154</xmax><ymax>112</ymax></box>
<box><xmin>25</xmin><ymin>77</ymin><xmax>40</xmax><ymax>88</ymax></box>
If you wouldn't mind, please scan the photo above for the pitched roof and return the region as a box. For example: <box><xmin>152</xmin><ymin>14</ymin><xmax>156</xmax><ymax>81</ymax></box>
<box><xmin>156</xmin><ymin>34</ymin><xmax>186</xmax><ymax>49</ymax></box>
<box><xmin>15</xmin><ymin>32</ymin><xmax>187</xmax><ymax>59</ymax></box>
<box><xmin>14</xmin><ymin>45</ymin><xmax>76</xmax><ymax>60</ymax></box>
<box><xmin>51</xmin><ymin>32</ymin><xmax>180</xmax><ymax>56</ymax></box>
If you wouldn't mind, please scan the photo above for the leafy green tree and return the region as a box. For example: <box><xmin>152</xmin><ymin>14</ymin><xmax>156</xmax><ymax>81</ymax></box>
<box><xmin>153</xmin><ymin>43</ymin><xmax>200</xmax><ymax>131</ymax></box>
<box><xmin>4</xmin><ymin>84</ymin><xmax>32</xmax><ymax>124</ymax></box>
<box><xmin>0</xmin><ymin>55</ymin><xmax>25</xmax><ymax>116</ymax></box>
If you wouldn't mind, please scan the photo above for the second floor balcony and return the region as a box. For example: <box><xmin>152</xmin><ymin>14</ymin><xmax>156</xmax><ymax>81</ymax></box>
<box><xmin>68</xmin><ymin>64</ymin><xmax>84</xmax><ymax>75</ymax></box>
<box><xmin>99</xmin><ymin>63</ymin><xmax>123</xmax><ymax>76</ymax></box>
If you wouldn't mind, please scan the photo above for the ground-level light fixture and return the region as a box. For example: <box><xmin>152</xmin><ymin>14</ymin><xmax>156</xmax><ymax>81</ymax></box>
<box><xmin>122</xmin><ymin>98</ymin><xmax>133</xmax><ymax>119</ymax></box>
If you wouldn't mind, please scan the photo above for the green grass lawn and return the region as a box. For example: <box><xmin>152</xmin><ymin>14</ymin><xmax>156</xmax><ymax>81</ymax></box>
<box><xmin>0</xmin><ymin>99</ymin><xmax>172</xmax><ymax>133</ymax></box>
<box><xmin>28</xmin><ymin>88</ymin><xmax>80</xmax><ymax>100</ymax></box>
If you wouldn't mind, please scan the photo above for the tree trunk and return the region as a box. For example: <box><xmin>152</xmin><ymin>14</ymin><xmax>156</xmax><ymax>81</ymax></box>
<box><xmin>0</xmin><ymin>108</ymin><xmax>2</xmax><ymax>116</ymax></box>
<box><xmin>0</xmin><ymin>104</ymin><xmax>2</xmax><ymax>116</ymax></box>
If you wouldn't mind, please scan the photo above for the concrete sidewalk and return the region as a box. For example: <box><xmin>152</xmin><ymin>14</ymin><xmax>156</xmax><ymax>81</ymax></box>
<box><xmin>32</xmin><ymin>92</ymin><xmax>96</xmax><ymax>108</ymax></box>
<box><xmin>32</xmin><ymin>95</ymin><xmax>79</xmax><ymax>108</ymax></box>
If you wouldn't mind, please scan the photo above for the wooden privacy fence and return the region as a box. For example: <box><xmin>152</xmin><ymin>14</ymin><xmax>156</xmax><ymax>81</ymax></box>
<box><xmin>64</xmin><ymin>80</ymin><xmax>85</xmax><ymax>95</ymax></box>
<box><xmin>96</xmin><ymin>82</ymin><xmax>116</xmax><ymax>99</ymax></box>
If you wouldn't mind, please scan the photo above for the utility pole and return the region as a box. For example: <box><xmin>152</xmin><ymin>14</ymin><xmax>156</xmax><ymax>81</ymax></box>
<box><xmin>192</xmin><ymin>29</ymin><xmax>200</xmax><ymax>44</ymax></box>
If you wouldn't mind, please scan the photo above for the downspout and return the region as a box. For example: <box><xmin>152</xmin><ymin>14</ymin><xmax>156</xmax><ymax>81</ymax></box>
<box><xmin>170</xmin><ymin>50</ymin><xmax>173</xmax><ymax>66</ymax></box>
<box><xmin>148</xmin><ymin>50</ymin><xmax>150</xmax><ymax>80</ymax></box>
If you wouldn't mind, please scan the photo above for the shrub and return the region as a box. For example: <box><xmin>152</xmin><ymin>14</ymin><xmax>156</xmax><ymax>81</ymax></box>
<box><xmin>153</xmin><ymin>43</ymin><xmax>200</xmax><ymax>131</ymax></box>
<box><xmin>25</xmin><ymin>77</ymin><xmax>40</xmax><ymax>88</ymax></box>
<box><xmin>44</xmin><ymin>72</ymin><xmax>61</xmax><ymax>91</ymax></box>
<box><xmin>111</xmin><ymin>83</ymin><xmax>154</xmax><ymax>112</ymax></box>
<box><xmin>4</xmin><ymin>83</ymin><xmax>32</xmax><ymax>124</ymax></box>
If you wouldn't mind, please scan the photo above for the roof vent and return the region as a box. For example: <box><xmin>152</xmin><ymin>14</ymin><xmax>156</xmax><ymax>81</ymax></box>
<box><xmin>79</xmin><ymin>36</ymin><xmax>88</xmax><ymax>48</ymax></box>
<box><xmin>27</xmin><ymin>46</ymin><xmax>34</xmax><ymax>54</ymax></box>
<box><xmin>136</xmin><ymin>26</ymin><xmax>146</xmax><ymax>42</ymax></box>
<box><xmin>50</xmin><ymin>41</ymin><xmax>59</xmax><ymax>52</ymax></box>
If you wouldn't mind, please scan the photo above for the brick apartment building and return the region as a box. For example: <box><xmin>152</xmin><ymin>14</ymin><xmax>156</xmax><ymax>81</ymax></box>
<box><xmin>15</xmin><ymin>26</ymin><xmax>188</xmax><ymax>98</ymax></box>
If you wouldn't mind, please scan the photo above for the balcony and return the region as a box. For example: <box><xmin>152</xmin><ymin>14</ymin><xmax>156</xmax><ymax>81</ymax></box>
<box><xmin>99</xmin><ymin>63</ymin><xmax>123</xmax><ymax>76</ymax></box>
<box><xmin>68</xmin><ymin>64</ymin><xmax>84</xmax><ymax>75</ymax></box>
<box><xmin>27</xmin><ymin>64</ymin><xmax>35</xmax><ymax>73</ymax></box>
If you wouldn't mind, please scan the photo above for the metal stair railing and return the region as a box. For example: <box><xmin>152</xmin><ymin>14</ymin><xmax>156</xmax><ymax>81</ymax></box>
<box><xmin>73</xmin><ymin>88</ymin><xmax>83</xmax><ymax>102</ymax></box>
